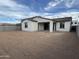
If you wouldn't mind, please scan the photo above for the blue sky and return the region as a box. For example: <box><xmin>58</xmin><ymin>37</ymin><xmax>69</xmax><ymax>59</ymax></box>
<box><xmin>0</xmin><ymin>0</ymin><xmax>79</xmax><ymax>23</ymax></box>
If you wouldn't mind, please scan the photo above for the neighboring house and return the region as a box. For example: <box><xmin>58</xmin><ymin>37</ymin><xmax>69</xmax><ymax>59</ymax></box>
<box><xmin>21</xmin><ymin>16</ymin><xmax>72</xmax><ymax>32</ymax></box>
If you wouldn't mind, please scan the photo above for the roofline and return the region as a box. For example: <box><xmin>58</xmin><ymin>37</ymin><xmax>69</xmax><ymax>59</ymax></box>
<box><xmin>52</xmin><ymin>17</ymin><xmax>72</xmax><ymax>22</ymax></box>
<box><xmin>21</xmin><ymin>16</ymin><xmax>72</xmax><ymax>22</ymax></box>
<box><xmin>21</xmin><ymin>18</ymin><xmax>38</xmax><ymax>22</ymax></box>
<box><xmin>21</xmin><ymin>16</ymin><xmax>52</xmax><ymax>22</ymax></box>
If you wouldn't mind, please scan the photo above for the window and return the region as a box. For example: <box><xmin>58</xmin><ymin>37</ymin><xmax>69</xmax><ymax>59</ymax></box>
<box><xmin>25</xmin><ymin>22</ymin><xmax>28</xmax><ymax>28</ymax></box>
<box><xmin>75</xmin><ymin>22</ymin><xmax>77</xmax><ymax>24</ymax></box>
<box><xmin>71</xmin><ymin>22</ymin><xmax>73</xmax><ymax>24</ymax></box>
<box><xmin>60</xmin><ymin>22</ymin><xmax>65</xmax><ymax>29</ymax></box>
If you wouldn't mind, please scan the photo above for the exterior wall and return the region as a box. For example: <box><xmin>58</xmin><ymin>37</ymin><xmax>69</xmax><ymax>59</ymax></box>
<box><xmin>77</xmin><ymin>26</ymin><xmax>79</xmax><ymax>38</ymax></box>
<box><xmin>21</xmin><ymin>17</ymin><xmax>72</xmax><ymax>32</ymax></box>
<box><xmin>38</xmin><ymin>23</ymin><xmax>44</xmax><ymax>31</ymax></box>
<box><xmin>0</xmin><ymin>26</ymin><xmax>17</xmax><ymax>31</ymax></box>
<box><xmin>21</xmin><ymin>18</ymin><xmax>52</xmax><ymax>32</ymax></box>
<box><xmin>34</xmin><ymin>18</ymin><xmax>53</xmax><ymax>32</ymax></box>
<box><xmin>72</xmin><ymin>20</ymin><xmax>79</xmax><ymax>26</ymax></box>
<box><xmin>21</xmin><ymin>20</ymin><xmax>38</xmax><ymax>31</ymax></box>
<box><xmin>56</xmin><ymin>21</ymin><xmax>71</xmax><ymax>32</ymax></box>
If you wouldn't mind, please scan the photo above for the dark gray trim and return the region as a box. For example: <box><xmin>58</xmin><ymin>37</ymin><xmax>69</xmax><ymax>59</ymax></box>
<box><xmin>21</xmin><ymin>16</ymin><xmax>51</xmax><ymax>22</ymax></box>
<box><xmin>21</xmin><ymin>18</ymin><xmax>38</xmax><ymax>22</ymax></box>
<box><xmin>52</xmin><ymin>17</ymin><xmax>72</xmax><ymax>22</ymax></box>
<box><xmin>21</xmin><ymin>16</ymin><xmax>72</xmax><ymax>23</ymax></box>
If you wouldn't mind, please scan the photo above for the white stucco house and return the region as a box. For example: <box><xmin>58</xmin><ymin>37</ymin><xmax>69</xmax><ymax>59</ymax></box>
<box><xmin>21</xmin><ymin>16</ymin><xmax>72</xmax><ymax>32</ymax></box>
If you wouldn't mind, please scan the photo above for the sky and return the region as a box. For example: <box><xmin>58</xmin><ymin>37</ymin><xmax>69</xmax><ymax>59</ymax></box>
<box><xmin>0</xmin><ymin>0</ymin><xmax>79</xmax><ymax>23</ymax></box>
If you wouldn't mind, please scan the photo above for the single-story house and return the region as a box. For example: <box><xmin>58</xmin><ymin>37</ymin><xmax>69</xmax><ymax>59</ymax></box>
<box><xmin>21</xmin><ymin>16</ymin><xmax>72</xmax><ymax>32</ymax></box>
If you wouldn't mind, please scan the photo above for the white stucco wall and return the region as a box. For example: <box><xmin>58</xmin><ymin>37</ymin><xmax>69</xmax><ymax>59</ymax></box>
<box><xmin>77</xmin><ymin>26</ymin><xmax>79</xmax><ymax>38</ymax></box>
<box><xmin>21</xmin><ymin>20</ymin><xmax>38</xmax><ymax>31</ymax></box>
<box><xmin>38</xmin><ymin>23</ymin><xmax>44</xmax><ymax>31</ymax></box>
<box><xmin>72</xmin><ymin>20</ymin><xmax>79</xmax><ymax>26</ymax></box>
<box><xmin>21</xmin><ymin>18</ymin><xmax>52</xmax><ymax>32</ymax></box>
<box><xmin>56</xmin><ymin>21</ymin><xmax>71</xmax><ymax>32</ymax></box>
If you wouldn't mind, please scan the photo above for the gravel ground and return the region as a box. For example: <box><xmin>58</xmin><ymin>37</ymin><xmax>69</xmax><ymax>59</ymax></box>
<box><xmin>0</xmin><ymin>31</ymin><xmax>78</xmax><ymax>59</ymax></box>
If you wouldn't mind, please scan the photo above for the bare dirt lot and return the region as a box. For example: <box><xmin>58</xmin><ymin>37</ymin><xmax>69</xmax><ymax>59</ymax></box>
<box><xmin>0</xmin><ymin>31</ymin><xmax>79</xmax><ymax>59</ymax></box>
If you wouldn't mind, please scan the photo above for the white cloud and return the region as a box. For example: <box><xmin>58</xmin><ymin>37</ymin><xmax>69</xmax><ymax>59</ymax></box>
<box><xmin>0</xmin><ymin>11</ymin><xmax>27</xmax><ymax>19</ymax></box>
<box><xmin>51</xmin><ymin>12</ymin><xmax>79</xmax><ymax>20</ymax></box>
<box><xmin>0</xmin><ymin>0</ymin><xmax>53</xmax><ymax>20</ymax></box>
<box><xmin>0</xmin><ymin>0</ymin><xmax>30</xmax><ymax>11</ymax></box>
<box><xmin>45</xmin><ymin>0</ymin><xmax>76</xmax><ymax>11</ymax></box>
<box><xmin>44</xmin><ymin>0</ymin><xmax>62</xmax><ymax>11</ymax></box>
<box><xmin>65</xmin><ymin>0</ymin><xmax>75</xmax><ymax>8</ymax></box>
<box><xmin>0</xmin><ymin>0</ymin><xmax>31</xmax><ymax>19</ymax></box>
<box><xmin>20</xmin><ymin>11</ymin><xmax>53</xmax><ymax>17</ymax></box>
<box><xmin>0</xmin><ymin>0</ymin><xmax>79</xmax><ymax>22</ymax></box>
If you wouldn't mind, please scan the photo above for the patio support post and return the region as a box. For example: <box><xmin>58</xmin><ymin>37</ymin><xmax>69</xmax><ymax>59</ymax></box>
<box><xmin>50</xmin><ymin>21</ymin><xmax>53</xmax><ymax>32</ymax></box>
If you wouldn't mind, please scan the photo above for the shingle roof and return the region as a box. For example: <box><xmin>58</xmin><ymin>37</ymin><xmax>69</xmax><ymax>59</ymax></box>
<box><xmin>21</xmin><ymin>16</ymin><xmax>72</xmax><ymax>22</ymax></box>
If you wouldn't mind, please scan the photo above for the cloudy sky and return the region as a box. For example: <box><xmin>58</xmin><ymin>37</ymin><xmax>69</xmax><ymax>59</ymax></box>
<box><xmin>0</xmin><ymin>0</ymin><xmax>79</xmax><ymax>23</ymax></box>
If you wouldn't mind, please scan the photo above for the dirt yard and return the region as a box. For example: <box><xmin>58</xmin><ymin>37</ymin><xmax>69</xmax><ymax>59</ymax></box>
<box><xmin>0</xmin><ymin>31</ymin><xmax>79</xmax><ymax>59</ymax></box>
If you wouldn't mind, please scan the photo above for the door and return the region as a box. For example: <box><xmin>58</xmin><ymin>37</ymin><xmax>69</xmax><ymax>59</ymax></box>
<box><xmin>44</xmin><ymin>22</ymin><xmax>49</xmax><ymax>30</ymax></box>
